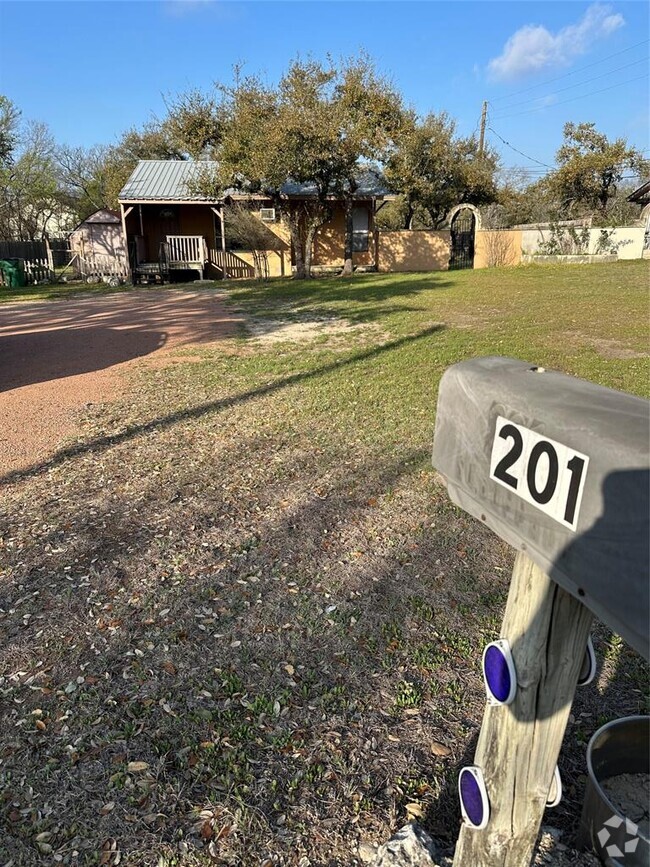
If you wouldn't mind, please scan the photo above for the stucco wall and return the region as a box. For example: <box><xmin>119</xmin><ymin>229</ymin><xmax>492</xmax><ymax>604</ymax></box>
<box><xmin>521</xmin><ymin>226</ymin><xmax>645</xmax><ymax>260</ymax></box>
<box><xmin>474</xmin><ymin>230</ymin><xmax>522</xmax><ymax>269</ymax></box>
<box><xmin>588</xmin><ymin>227</ymin><xmax>645</xmax><ymax>260</ymax></box>
<box><xmin>377</xmin><ymin>230</ymin><xmax>450</xmax><ymax>272</ymax></box>
<box><xmin>220</xmin><ymin>249</ymin><xmax>291</xmax><ymax>278</ymax></box>
<box><xmin>313</xmin><ymin>203</ymin><xmax>374</xmax><ymax>268</ymax></box>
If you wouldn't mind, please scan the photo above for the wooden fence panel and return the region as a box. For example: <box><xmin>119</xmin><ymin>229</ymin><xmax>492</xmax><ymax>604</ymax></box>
<box><xmin>0</xmin><ymin>239</ymin><xmax>54</xmax><ymax>284</ymax></box>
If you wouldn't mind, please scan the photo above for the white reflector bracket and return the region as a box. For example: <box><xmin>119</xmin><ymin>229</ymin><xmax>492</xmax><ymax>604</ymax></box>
<box><xmin>459</xmin><ymin>765</ymin><xmax>490</xmax><ymax>830</ymax></box>
<box><xmin>482</xmin><ymin>639</ymin><xmax>517</xmax><ymax>706</ymax></box>
<box><xmin>547</xmin><ymin>765</ymin><xmax>562</xmax><ymax>807</ymax></box>
<box><xmin>578</xmin><ymin>634</ymin><xmax>597</xmax><ymax>687</ymax></box>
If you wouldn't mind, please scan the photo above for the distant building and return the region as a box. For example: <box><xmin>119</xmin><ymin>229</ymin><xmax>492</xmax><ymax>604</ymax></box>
<box><xmin>627</xmin><ymin>181</ymin><xmax>650</xmax><ymax>255</ymax></box>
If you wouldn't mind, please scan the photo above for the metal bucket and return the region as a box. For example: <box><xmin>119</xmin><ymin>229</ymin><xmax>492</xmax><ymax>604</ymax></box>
<box><xmin>578</xmin><ymin>715</ymin><xmax>649</xmax><ymax>866</ymax></box>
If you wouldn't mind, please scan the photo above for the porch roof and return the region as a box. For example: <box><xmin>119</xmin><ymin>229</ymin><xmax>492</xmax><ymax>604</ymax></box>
<box><xmin>119</xmin><ymin>160</ymin><xmax>394</xmax><ymax>204</ymax></box>
<box><xmin>119</xmin><ymin>160</ymin><xmax>218</xmax><ymax>203</ymax></box>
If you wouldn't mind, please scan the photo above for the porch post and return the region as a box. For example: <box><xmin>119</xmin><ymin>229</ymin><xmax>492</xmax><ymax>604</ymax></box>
<box><xmin>120</xmin><ymin>204</ymin><xmax>134</xmax><ymax>282</ymax></box>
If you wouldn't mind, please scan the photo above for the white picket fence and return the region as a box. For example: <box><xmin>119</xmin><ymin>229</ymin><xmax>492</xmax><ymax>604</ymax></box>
<box><xmin>77</xmin><ymin>252</ymin><xmax>129</xmax><ymax>280</ymax></box>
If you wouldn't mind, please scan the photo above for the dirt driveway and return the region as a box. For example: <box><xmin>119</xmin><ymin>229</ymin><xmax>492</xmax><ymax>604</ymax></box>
<box><xmin>0</xmin><ymin>287</ymin><xmax>241</xmax><ymax>476</ymax></box>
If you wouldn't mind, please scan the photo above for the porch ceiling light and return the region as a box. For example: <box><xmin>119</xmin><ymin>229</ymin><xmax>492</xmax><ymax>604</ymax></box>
<box><xmin>459</xmin><ymin>766</ymin><xmax>490</xmax><ymax>830</ymax></box>
<box><xmin>482</xmin><ymin>639</ymin><xmax>517</xmax><ymax>706</ymax></box>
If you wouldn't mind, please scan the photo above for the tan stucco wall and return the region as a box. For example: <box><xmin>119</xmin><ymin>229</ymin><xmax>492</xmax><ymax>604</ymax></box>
<box><xmin>377</xmin><ymin>230</ymin><xmax>450</xmax><ymax>272</ymax></box>
<box><xmin>474</xmin><ymin>230</ymin><xmax>522</xmax><ymax>269</ymax></box>
<box><xmin>231</xmin><ymin>249</ymin><xmax>291</xmax><ymax>278</ymax></box>
<box><xmin>313</xmin><ymin>203</ymin><xmax>374</xmax><ymax>268</ymax></box>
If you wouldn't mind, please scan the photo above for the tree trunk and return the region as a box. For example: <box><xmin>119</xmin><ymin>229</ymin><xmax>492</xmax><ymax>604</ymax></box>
<box><xmin>289</xmin><ymin>209</ymin><xmax>306</xmax><ymax>280</ymax></box>
<box><xmin>304</xmin><ymin>222</ymin><xmax>318</xmax><ymax>278</ymax></box>
<box><xmin>404</xmin><ymin>201</ymin><xmax>414</xmax><ymax>230</ymax></box>
<box><xmin>342</xmin><ymin>195</ymin><xmax>354</xmax><ymax>276</ymax></box>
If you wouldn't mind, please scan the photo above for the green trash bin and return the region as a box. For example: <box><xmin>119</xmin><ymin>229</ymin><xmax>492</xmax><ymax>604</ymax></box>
<box><xmin>0</xmin><ymin>258</ymin><xmax>26</xmax><ymax>288</ymax></box>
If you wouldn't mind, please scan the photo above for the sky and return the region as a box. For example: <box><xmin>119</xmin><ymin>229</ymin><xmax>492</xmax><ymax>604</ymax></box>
<box><xmin>0</xmin><ymin>0</ymin><xmax>648</xmax><ymax>178</ymax></box>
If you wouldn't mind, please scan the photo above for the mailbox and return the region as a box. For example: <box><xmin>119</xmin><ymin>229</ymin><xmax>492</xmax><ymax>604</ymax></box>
<box><xmin>432</xmin><ymin>357</ymin><xmax>649</xmax><ymax>659</ymax></box>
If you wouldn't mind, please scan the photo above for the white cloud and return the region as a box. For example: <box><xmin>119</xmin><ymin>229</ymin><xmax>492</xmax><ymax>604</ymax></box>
<box><xmin>488</xmin><ymin>4</ymin><xmax>625</xmax><ymax>81</ymax></box>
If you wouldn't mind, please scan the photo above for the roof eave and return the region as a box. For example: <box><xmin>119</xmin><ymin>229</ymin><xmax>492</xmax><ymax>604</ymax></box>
<box><xmin>118</xmin><ymin>198</ymin><xmax>223</xmax><ymax>205</ymax></box>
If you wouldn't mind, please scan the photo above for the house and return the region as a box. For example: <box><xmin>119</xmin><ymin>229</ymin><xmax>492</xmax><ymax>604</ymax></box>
<box><xmin>117</xmin><ymin>160</ymin><xmax>392</xmax><ymax>282</ymax></box>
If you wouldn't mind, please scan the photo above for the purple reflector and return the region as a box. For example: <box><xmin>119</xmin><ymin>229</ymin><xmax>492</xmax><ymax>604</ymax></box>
<box><xmin>459</xmin><ymin>768</ymin><xmax>485</xmax><ymax>828</ymax></box>
<box><xmin>484</xmin><ymin>645</ymin><xmax>512</xmax><ymax>704</ymax></box>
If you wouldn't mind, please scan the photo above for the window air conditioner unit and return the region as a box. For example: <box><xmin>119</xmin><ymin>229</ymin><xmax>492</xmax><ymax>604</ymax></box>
<box><xmin>260</xmin><ymin>207</ymin><xmax>276</xmax><ymax>222</ymax></box>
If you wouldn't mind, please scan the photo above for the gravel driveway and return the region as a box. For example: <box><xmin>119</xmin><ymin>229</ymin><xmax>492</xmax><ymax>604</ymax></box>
<box><xmin>0</xmin><ymin>287</ymin><xmax>241</xmax><ymax>476</ymax></box>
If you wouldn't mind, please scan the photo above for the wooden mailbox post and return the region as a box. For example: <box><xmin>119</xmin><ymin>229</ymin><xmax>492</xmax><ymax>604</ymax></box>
<box><xmin>432</xmin><ymin>357</ymin><xmax>649</xmax><ymax>867</ymax></box>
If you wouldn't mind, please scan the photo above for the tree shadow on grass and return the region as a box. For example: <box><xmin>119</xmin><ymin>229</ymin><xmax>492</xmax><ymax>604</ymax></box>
<box><xmin>226</xmin><ymin>271</ymin><xmax>453</xmax><ymax>317</ymax></box>
<box><xmin>0</xmin><ymin>323</ymin><xmax>445</xmax><ymax>487</ymax></box>
<box><xmin>0</xmin><ymin>425</ymin><xmax>499</xmax><ymax>865</ymax></box>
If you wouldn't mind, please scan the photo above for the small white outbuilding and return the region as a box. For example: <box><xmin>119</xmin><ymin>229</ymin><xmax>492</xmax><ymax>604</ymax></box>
<box><xmin>68</xmin><ymin>209</ymin><xmax>128</xmax><ymax>276</ymax></box>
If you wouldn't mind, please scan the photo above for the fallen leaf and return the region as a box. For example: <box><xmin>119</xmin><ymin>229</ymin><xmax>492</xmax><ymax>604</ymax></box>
<box><xmin>430</xmin><ymin>742</ymin><xmax>452</xmax><ymax>757</ymax></box>
<box><xmin>405</xmin><ymin>802</ymin><xmax>424</xmax><ymax>819</ymax></box>
<box><xmin>35</xmin><ymin>719</ymin><xmax>46</xmax><ymax>731</ymax></box>
<box><xmin>284</xmin><ymin>664</ymin><xmax>295</xmax><ymax>676</ymax></box>
<box><xmin>201</xmin><ymin>820</ymin><xmax>213</xmax><ymax>840</ymax></box>
<box><xmin>127</xmin><ymin>761</ymin><xmax>149</xmax><ymax>773</ymax></box>
<box><xmin>100</xmin><ymin>802</ymin><xmax>116</xmax><ymax>815</ymax></box>
<box><xmin>162</xmin><ymin>660</ymin><xmax>176</xmax><ymax>675</ymax></box>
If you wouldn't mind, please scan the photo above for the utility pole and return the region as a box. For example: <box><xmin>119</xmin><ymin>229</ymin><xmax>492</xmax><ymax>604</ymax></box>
<box><xmin>478</xmin><ymin>100</ymin><xmax>488</xmax><ymax>155</ymax></box>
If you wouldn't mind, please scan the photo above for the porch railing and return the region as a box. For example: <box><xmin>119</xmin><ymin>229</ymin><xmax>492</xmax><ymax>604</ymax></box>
<box><xmin>209</xmin><ymin>249</ymin><xmax>255</xmax><ymax>279</ymax></box>
<box><xmin>166</xmin><ymin>235</ymin><xmax>208</xmax><ymax>267</ymax></box>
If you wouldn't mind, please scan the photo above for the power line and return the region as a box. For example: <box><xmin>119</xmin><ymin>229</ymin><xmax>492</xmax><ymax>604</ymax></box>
<box><xmin>490</xmin><ymin>38</ymin><xmax>649</xmax><ymax>103</ymax></box>
<box><xmin>487</xmin><ymin>125</ymin><xmax>554</xmax><ymax>168</ymax></box>
<box><xmin>492</xmin><ymin>57</ymin><xmax>647</xmax><ymax>114</ymax></box>
<box><xmin>492</xmin><ymin>75</ymin><xmax>648</xmax><ymax>120</ymax></box>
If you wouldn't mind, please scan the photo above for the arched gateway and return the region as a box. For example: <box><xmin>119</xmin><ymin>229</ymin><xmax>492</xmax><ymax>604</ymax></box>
<box><xmin>448</xmin><ymin>203</ymin><xmax>481</xmax><ymax>270</ymax></box>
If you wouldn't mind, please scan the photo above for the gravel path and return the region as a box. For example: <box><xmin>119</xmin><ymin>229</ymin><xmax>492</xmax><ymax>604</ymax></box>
<box><xmin>0</xmin><ymin>287</ymin><xmax>241</xmax><ymax>476</ymax></box>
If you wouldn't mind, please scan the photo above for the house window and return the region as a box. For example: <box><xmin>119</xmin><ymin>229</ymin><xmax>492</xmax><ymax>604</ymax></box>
<box><xmin>352</xmin><ymin>207</ymin><xmax>370</xmax><ymax>252</ymax></box>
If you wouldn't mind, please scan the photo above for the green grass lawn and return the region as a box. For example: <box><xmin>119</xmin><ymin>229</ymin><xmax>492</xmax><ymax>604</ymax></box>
<box><xmin>1</xmin><ymin>261</ymin><xmax>648</xmax><ymax>866</ymax></box>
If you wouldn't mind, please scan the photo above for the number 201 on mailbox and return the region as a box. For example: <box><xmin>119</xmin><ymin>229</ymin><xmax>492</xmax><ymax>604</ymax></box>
<box><xmin>489</xmin><ymin>416</ymin><xmax>589</xmax><ymax>531</ymax></box>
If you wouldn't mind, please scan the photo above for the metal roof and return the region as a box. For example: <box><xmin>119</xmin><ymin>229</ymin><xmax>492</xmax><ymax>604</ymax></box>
<box><xmin>119</xmin><ymin>160</ymin><xmax>392</xmax><ymax>202</ymax></box>
<box><xmin>279</xmin><ymin>169</ymin><xmax>392</xmax><ymax>199</ymax></box>
<box><xmin>119</xmin><ymin>160</ymin><xmax>219</xmax><ymax>202</ymax></box>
